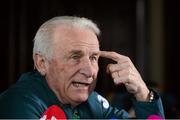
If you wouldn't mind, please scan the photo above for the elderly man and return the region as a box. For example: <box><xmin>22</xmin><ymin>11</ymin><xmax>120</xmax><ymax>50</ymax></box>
<box><xmin>0</xmin><ymin>16</ymin><xmax>164</xmax><ymax>119</ymax></box>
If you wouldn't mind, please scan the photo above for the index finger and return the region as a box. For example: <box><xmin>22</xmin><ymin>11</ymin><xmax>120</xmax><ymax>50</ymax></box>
<box><xmin>100</xmin><ymin>51</ymin><xmax>125</xmax><ymax>63</ymax></box>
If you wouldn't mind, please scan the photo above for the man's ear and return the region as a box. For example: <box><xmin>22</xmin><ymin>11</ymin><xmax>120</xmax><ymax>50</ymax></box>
<box><xmin>33</xmin><ymin>53</ymin><xmax>48</xmax><ymax>76</ymax></box>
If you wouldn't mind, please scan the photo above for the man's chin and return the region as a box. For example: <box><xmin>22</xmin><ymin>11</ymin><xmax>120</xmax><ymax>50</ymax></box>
<box><xmin>70</xmin><ymin>96</ymin><xmax>88</xmax><ymax>107</ymax></box>
<box><xmin>79</xmin><ymin>94</ymin><xmax>89</xmax><ymax>101</ymax></box>
<box><xmin>74</xmin><ymin>94</ymin><xmax>89</xmax><ymax>104</ymax></box>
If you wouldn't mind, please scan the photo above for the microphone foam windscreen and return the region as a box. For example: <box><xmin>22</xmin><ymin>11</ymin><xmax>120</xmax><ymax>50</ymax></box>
<box><xmin>41</xmin><ymin>105</ymin><xmax>67</xmax><ymax>120</ymax></box>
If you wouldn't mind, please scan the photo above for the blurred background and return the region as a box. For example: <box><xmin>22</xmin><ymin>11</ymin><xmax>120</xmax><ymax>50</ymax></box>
<box><xmin>0</xmin><ymin>0</ymin><xmax>179</xmax><ymax>118</ymax></box>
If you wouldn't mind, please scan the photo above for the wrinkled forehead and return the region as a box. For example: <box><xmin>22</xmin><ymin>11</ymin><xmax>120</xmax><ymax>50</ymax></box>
<box><xmin>52</xmin><ymin>24</ymin><xmax>100</xmax><ymax>49</ymax></box>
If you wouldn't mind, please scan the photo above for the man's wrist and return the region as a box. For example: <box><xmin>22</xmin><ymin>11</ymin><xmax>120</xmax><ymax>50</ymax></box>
<box><xmin>134</xmin><ymin>88</ymin><xmax>150</xmax><ymax>101</ymax></box>
<box><xmin>135</xmin><ymin>89</ymin><xmax>155</xmax><ymax>102</ymax></box>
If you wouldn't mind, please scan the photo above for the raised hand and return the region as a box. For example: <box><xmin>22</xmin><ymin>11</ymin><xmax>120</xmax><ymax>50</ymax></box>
<box><xmin>100</xmin><ymin>51</ymin><xmax>150</xmax><ymax>101</ymax></box>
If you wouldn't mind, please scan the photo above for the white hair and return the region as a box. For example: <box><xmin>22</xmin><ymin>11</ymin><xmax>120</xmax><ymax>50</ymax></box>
<box><xmin>33</xmin><ymin>16</ymin><xmax>100</xmax><ymax>60</ymax></box>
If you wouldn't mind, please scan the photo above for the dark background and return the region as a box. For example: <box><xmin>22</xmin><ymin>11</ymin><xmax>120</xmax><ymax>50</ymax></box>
<box><xmin>0</xmin><ymin>0</ymin><xmax>179</xmax><ymax>118</ymax></box>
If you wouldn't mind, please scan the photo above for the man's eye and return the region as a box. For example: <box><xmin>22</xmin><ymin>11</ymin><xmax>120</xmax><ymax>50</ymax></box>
<box><xmin>71</xmin><ymin>55</ymin><xmax>80</xmax><ymax>60</ymax></box>
<box><xmin>90</xmin><ymin>56</ymin><xmax>98</xmax><ymax>61</ymax></box>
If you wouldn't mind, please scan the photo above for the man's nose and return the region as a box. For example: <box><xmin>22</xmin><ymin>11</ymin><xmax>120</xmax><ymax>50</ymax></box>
<box><xmin>79</xmin><ymin>58</ymin><xmax>94</xmax><ymax>78</ymax></box>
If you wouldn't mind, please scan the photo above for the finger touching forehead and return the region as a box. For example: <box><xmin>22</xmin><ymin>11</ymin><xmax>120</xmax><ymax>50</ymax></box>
<box><xmin>99</xmin><ymin>51</ymin><xmax>128</xmax><ymax>63</ymax></box>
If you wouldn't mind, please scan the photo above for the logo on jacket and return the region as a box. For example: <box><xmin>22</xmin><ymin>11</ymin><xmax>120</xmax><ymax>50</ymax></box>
<box><xmin>97</xmin><ymin>94</ymin><xmax>109</xmax><ymax>109</ymax></box>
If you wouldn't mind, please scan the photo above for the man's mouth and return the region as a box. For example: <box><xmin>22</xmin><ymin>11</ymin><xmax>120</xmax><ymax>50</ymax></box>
<box><xmin>72</xmin><ymin>81</ymin><xmax>90</xmax><ymax>88</ymax></box>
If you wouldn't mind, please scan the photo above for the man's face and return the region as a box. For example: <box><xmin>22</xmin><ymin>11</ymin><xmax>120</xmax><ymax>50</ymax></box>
<box><xmin>45</xmin><ymin>25</ymin><xmax>100</xmax><ymax>106</ymax></box>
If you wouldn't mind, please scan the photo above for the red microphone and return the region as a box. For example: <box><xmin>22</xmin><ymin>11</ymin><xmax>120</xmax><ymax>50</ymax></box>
<box><xmin>40</xmin><ymin>105</ymin><xmax>67</xmax><ymax>120</ymax></box>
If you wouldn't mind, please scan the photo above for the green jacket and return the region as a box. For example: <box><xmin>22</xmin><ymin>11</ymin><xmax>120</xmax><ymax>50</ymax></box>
<box><xmin>0</xmin><ymin>71</ymin><xmax>164</xmax><ymax>119</ymax></box>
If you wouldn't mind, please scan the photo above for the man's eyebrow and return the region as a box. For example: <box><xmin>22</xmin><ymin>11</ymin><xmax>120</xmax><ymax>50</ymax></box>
<box><xmin>69</xmin><ymin>50</ymin><xmax>83</xmax><ymax>55</ymax></box>
<box><xmin>69</xmin><ymin>50</ymin><xmax>100</xmax><ymax>56</ymax></box>
<box><xmin>92</xmin><ymin>52</ymin><xmax>100</xmax><ymax>56</ymax></box>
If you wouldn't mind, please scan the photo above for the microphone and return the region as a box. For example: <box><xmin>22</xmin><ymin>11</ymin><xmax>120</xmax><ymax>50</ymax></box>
<box><xmin>147</xmin><ymin>115</ymin><xmax>163</xmax><ymax>120</ymax></box>
<box><xmin>40</xmin><ymin>105</ymin><xmax>67</xmax><ymax>120</ymax></box>
<box><xmin>110</xmin><ymin>114</ymin><xmax>163</xmax><ymax>120</ymax></box>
